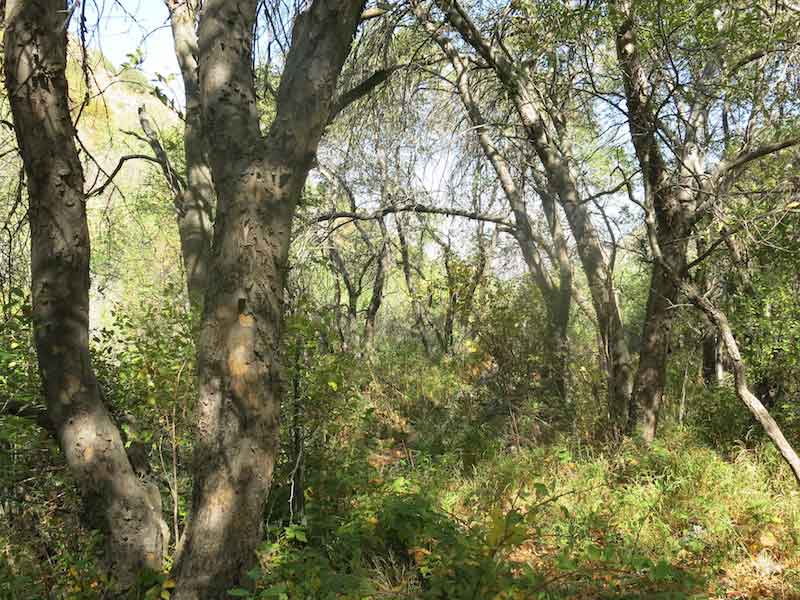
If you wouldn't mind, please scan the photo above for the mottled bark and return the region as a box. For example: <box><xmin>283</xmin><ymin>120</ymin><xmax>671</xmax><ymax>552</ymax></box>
<box><xmin>541</xmin><ymin>193</ymin><xmax>572</xmax><ymax>401</ymax></box>
<box><xmin>172</xmin><ymin>0</ymin><xmax>363</xmax><ymax>596</ymax></box>
<box><xmin>614</xmin><ymin>3</ymin><xmax>688</xmax><ymax>441</ymax></box>
<box><xmin>632</xmin><ymin>263</ymin><xmax>679</xmax><ymax>440</ymax></box>
<box><xmin>4</xmin><ymin>0</ymin><xmax>166</xmax><ymax>588</ymax></box>
<box><xmin>166</xmin><ymin>0</ymin><xmax>215</xmax><ymax>309</ymax></box>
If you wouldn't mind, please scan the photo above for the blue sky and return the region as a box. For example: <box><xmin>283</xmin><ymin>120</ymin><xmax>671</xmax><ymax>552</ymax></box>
<box><xmin>76</xmin><ymin>0</ymin><xmax>181</xmax><ymax>95</ymax></box>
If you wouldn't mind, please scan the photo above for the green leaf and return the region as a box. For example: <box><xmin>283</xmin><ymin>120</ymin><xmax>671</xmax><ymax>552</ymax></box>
<box><xmin>533</xmin><ymin>482</ymin><xmax>549</xmax><ymax>498</ymax></box>
<box><xmin>227</xmin><ymin>589</ymin><xmax>251</xmax><ymax>598</ymax></box>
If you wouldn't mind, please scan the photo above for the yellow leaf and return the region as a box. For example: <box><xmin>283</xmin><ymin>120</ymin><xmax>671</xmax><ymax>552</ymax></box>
<box><xmin>162</xmin><ymin>579</ymin><xmax>176</xmax><ymax>589</ymax></box>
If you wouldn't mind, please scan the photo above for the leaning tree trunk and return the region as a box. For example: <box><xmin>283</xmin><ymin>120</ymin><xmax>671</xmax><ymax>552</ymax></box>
<box><xmin>4</xmin><ymin>0</ymin><xmax>166</xmax><ymax>589</ymax></box>
<box><xmin>679</xmin><ymin>288</ymin><xmax>800</xmax><ymax>483</ymax></box>
<box><xmin>172</xmin><ymin>0</ymin><xmax>364</xmax><ymax>597</ymax></box>
<box><xmin>432</xmin><ymin>0</ymin><xmax>633</xmax><ymax>426</ymax></box>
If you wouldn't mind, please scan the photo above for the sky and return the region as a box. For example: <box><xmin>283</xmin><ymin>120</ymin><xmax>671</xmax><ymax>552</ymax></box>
<box><xmin>75</xmin><ymin>0</ymin><xmax>182</xmax><ymax>99</ymax></box>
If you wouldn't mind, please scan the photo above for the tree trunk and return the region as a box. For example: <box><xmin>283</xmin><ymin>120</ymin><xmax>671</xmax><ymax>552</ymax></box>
<box><xmin>614</xmin><ymin>3</ymin><xmax>690</xmax><ymax>441</ymax></box>
<box><xmin>683</xmin><ymin>284</ymin><xmax>800</xmax><ymax>484</ymax></box>
<box><xmin>364</xmin><ymin>217</ymin><xmax>389</xmax><ymax>346</ymax></box>
<box><xmin>541</xmin><ymin>193</ymin><xmax>573</xmax><ymax>401</ymax></box>
<box><xmin>630</xmin><ymin>262</ymin><xmax>678</xmax><ymax>441</ymax></box>
<box><xmin>432</xmin><ymin>0</ymin><xmax>632</xmax><ymax>425</ymax></box>
<box><xmin>4</xmin><ymin>0</ymin><xmax>166</xmax><ymax>589</ymax></box>
<box><xmin>172</xmin><ymin>0</ymin><xmax>363</xmax><ymax>596</ymax></box>
<box><xmin>396</xmin><ymin>214</ymin><xmax>434</xmax><ymax>356</ymax></box>
<box><xmin>702</xmin><ymin>328</ymin><xmax>724</xmax><ymax>387</ymax></box>
<box><xmin>328</xmin><ymin>242</ymin><xmax>360</xmax><ymax>349</ymax></box>
<box><xmin>166</xmin><ymin>0</ymin><xmax>215</xmax><ymax>309</ymax></box>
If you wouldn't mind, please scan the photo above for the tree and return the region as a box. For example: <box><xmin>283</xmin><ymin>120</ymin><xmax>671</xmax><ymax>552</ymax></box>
<box><xmin>411</xmin><ymin>0</ymin><xmax>573</xmax><ymax>398</ymax></box>
<box><xmin>3</xmin><ymin>0</ymin><xmax>167</xmax><ymax>590</ymax></box>
<box><xmin>164</xmin><ymin>0</ymin><xmax>215</xmax><ymax>310</ymax></box>
<box><xmin>611</xmin><ymin>0</ymin><xmax>800</xmax><ymax>440</ymax></box>
<box><xmin>171</xmin><ymin>0</ymin><xmax>366</xmax><ymax>596</ymax></box>
<box><xmin>431</xmin><ymin>0</ymin><xmax>635</xmax><ymax>427</ymax></box>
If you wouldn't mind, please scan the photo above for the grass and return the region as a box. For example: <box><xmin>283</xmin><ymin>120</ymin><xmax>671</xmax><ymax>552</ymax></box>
<box><xmin>251</xmin><ymin>428</ymin><xmax>800</xmax><ymax>599</ymax></box>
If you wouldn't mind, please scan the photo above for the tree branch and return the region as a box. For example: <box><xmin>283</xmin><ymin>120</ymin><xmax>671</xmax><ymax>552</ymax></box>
<box><xmin>329</xmin><ymin>65</ymin><xmax>402</xmax><ymax>122</ymax></box>
<box><xmin>308</xmin><ymin>203</ymin><xmax>516</xmax><ymax>229</ymax></box>
<box><xmin>85</xmin><ymin>154</ymin><xmax>165</xmax><ymax>198</ymax></box>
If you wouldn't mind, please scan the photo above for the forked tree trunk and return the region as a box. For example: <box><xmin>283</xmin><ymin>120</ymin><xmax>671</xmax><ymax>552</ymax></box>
<box><xmin>172</xmin><ymin>0</ymin><xmax>364</xmax><ymax>596</ymax></box>
<box><xmin>4</xmin><ymin>0</ymin><xmax>166</xmax><ymax>589</ymax></box>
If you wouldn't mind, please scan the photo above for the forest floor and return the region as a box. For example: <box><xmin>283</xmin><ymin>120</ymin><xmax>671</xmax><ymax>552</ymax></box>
<box><xmin>253</xmin><ymin>428</ymin><xmax>800</xmax><ymax>600</ymax></box>
<box><xmin>2</xmin><ymin>423</ymin><xmax>799</xmax><ymax>599</ymax></box>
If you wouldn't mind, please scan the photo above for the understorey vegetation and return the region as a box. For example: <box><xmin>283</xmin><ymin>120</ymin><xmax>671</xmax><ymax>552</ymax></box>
<box><xmin>1</xmin><ymin>0</ymin><xmax>800</xmax><ymax>598</ymax></box>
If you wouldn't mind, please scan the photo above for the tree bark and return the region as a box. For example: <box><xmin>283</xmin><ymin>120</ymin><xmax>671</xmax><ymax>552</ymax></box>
<box><xmin>614</xmin><ymin>2</ymin><xmax>689</xmax><ymax>441</ymax></box>
<box><xmin>166</xmin><ymin>0</ymin><xmax>215</xmax><ymax>309</ymax></box>
<box><xmin>364</xmin><ymin>216</ymin><xmax>389</xmax><ymax>346</ymax></box>
<box><xmin>172</xmin><ymin>0</ymin><xmax>364</xmax><ymax>596</ymax></box>
<box><xmin>433</xmin><ymin>0</ymin><xmax>632</xmax><ymax>423</ymax></box>
<box><xmin>632</xmin><ymin>263</ymin><xmax>679</xmax><ymax>440</ymax></box>
<box><xmin>4</xmin><ymin>0</ymin><xmax>166</xmax><ymax>589</ymax></box>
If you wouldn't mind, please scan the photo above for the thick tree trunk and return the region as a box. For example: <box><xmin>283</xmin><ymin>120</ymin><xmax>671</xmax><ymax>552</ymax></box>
<box><xmin>541</xmin><ymin>193</ymin><xmax>573</xmax><ymax>401</ymax></box>
<box><xmin>614</xmin><ymin>4</ymin><xmax>690</xmax><ymax>441</ymax></box>
<box><xmin>630</xmin><ymin>262</ymin><xmax>678</xmax><ymax>441</ymax></box>
<box><xmin>166</xmin><ymin>0</ymin><xmax>215</xmax><ymax>309</ymax></box>
<box><xmin>4</xmin><ymin>0</ymin><xmax>166</xmax><ymax>589</ymax></box>
<box><xmin>172</xmin><ymin>0</ymin><xmax>363</xmax><ymax>596</ymax></box>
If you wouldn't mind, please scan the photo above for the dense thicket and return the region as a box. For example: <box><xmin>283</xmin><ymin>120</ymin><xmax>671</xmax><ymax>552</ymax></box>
<box><xmin>1</xmin><ymin>0</ymin><xmax>800</xmax><ymax>598</ymax></box>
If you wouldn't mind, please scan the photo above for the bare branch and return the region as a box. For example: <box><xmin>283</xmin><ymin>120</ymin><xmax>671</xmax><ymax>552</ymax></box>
<box><xmin>329</xmin><ymin>66</ymin><xmax>402</xmax><ymax>122</ymax></box>
<box><xmin>308</xmin><ymin>203</ymin><xmax>516</xmax><ymax>229</ymax></box>
<box><xmin>85</xmin><ymin>154</ymin><xmax>165</xmax><ymax>198</ymax></box>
